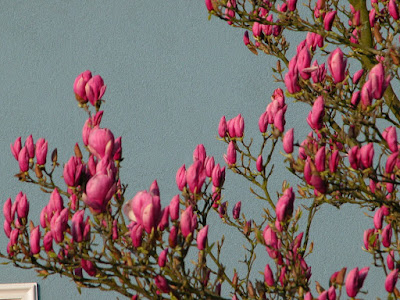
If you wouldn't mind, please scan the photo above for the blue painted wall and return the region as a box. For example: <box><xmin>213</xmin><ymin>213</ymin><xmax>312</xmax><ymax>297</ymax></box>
<box><xmin>0</xmin><ymin>1</ymin><xmax>382</xmax><ymax>299</ymax></box>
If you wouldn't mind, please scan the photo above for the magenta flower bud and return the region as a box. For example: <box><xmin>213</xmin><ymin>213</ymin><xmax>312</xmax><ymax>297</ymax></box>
<box><xmin>329</xmin><ymin>150</ymin><xmax>339</xmax><ymax>173</ymax></box>
<box><xmin>88</xmin><ymin>127</ymin><xmax>115</xmax><ymax>159</ymax></box>
<box><xmin>205</xmin><ymin>0</ymin><xmax>213</xmax><ymax>11</ymax></box>
<box><xmin>305</xmin><ymin>292</ymin><xmax>313</xmax><ymax>300</ymax></box>
<box><xmin>197</xmin><ymin>225</ymin><xmax>209</xmax><ymax>250</ymax></box>
<box><xmin>218</xmin><ymin>116</ymin><xmax>227</xmax><ymax>138</ymax></box>
<box><xmin>24</xmin><ymin>135</ymin><xmax>34</xmax><ymax>159</ymax></box>
<box><xmin>30</xmin><ymin>226</ymin><xmax>41</xmax><ymax>255</ymax></box>
<box><xmin>18</xmin><ymin>147</ymin><xmax>29</xmax><ymax>172</ymax></box>
<box><xmin>369</xmin><ymin>8</ymin><xmax>376</xmax><ymax>27</ymax></box>
<box><xmin>176</xmin><ymin>164</ymin><xmax>186</xmax><ymax>191</ymax></box>
<box><xmin>324</xmin><ymin>11</ymin><xmax>336</xmax><ymax>31</ymax></box>
<box><xmin>43</xmin><ymin>231</ymin><xmax>53</xmax><ymax>252</ymax></box>
<box><xmin>387</xmin><ymin>250</ymin><xmax>395</xmax><ymax>270</ymax></box>
<box><xmin>385</xmin><ymin>269</ymin><xmax>399</xmax><ymax>293</ymax></box>
<box><xmin>328</xmin><ymin>48</ymin><xmax>347</xmax><ymax>83</ymax></box>
<box><xmin>382</xmin><ymin>224</ymin><xmax>393</xmax><ymax>247</ymax></box>
<box><xmin>113</xmin><ymin>136</ymin><xmax>122</xmax><ymax>161</ymax></box>
<box><xmin>149</xmin><ymin>180</ymin><xmax>160</xmax><ymax>197</ymax></box>
<box><xmin>35</xmin><ymin>138</ymin><xmax>48</xmax><ymax>165</ymax></box>
<box><xmin>311</xmin><ymin>174</ymin><xmax>327</xmax><ymax>194</ymax></box>
<box><xmin>315</xmin><ymin>146</ymin><xmax>326</xmax><ymax>172</ymax></box>
<box><xmin>369</xmin><ymin>63</ymin><xmax>390</xmax><ymax>99</ymax></box>
<box><xmin>154</xmin><ymin>275</ymin><xmax>170</xmax><ymax>293</ymax></box>
<box><xmin>358</xmin><ymin>267</ymin><xmax>369</xmax><ymax>288</ymax></box>
<box><xmin>279</xmin><ymin>266</ymin><xmax>287</xmax><ymax>286</ymax></box>
<box><xmin>180</xmin><ymin>205</ymin><xmax>197</xmax><ymax>238</ymax></box>
<box><xmin>218</xmin><ymin>201</ymin><xmax>227</xmax><ymax>217</ymax></box>
<box><xmin>52</xmin><ymin>208</ymin><xmax>68</xmax><ymax>243</ymax></box>
<box><xmin>169</xmin><ymin>195</ymin><xmax>180</xmax><ymax>221</ymax></box>
<box><xmin>348</xmin><ymin>145</ymin><xmax>360</xmax><ymax>169</ymax></box>
<box><xmin>311</xmin><ymin>61</ymin><xmax>327</xmax><ymax>83</ymax></box>
<box><xmin>82</xmin><ymin>119</ymin><xmax>93</xmax><ymax>146</ymax></box>
<box><xmin>389</xmin><ymin>0</ymin><xmax>400</xmax><ymax>20</ymax></box>
<box><xmin>306</xmin><ymin>96</ymin><xmax>325</xmax><ymax>130</ymax></box>
<box><xmin>284</xmin><ymin>70</ymin><xmax>301</xmax><ymax>94</ymax></box>
<box><xmin>224</xmin><ymin>141</ymin><xmax>237</xmax><ymax>165</ymax></box>
<box><xmin>17</xmin><ymin>193</ymin><xmax>29</xmax><ymax>219</ymax></box>
<box><xmin>252</xmin><ymin>22</ymin><xmax>262</xmax><ymax>37</ymax></box>
<box><xmin>383</xmin><ymin>126</ymin><xmax>398</xmax><ymax>153</ymax></box>
<box><xmin>9</xmin><ymin>228</ymin><xmax>19</xmax><ymax>247</ymax></box>
<box><xmin>258</xmin><ymin>111</ymin><xmax>268</xmax><ymax>133</ymax></box>
<box><xmin>130</xmin><ymin>223</ymin><xmax>143</xmax><ymax>247</ymax></box>
<box><xmin>10</xmin><ymin>137</ymin><xmax>22</xmax><ymax>161</ymax></box>
<box><xmin>4</xmin><ymin>220</ymin><xmax>11</xmax><ymax>238</ymax></box>
<box><xmin>256</xmin><ymin>155</ymin><xmax>263</xmax><ymax>172</ymax></box>
<box><xmin>264</xmin><ymin>264</ymin><xmax>275</xmax><ymax>286</ymax></box>
<box><xmin>353</xmin><ymin>69</ymin><xmax>364</xmax><ymax>85</ymax></box>
<box><xmin>263</xmin><ymin>225</ymin><xmax>278</xmax><ymax>249</ymax></box>
<box><xmin>158</xmin><ymin>206</ymin><xmax>170</xmax><ymax>231</ymax></box>
<box><xmin>232</xmin><ymin>201</ymin><xmax>241</xmax><ymax>219</ymax></box>
<box><xmin>81</xmin><ymin>259</ymin><xmax>97</xmax><ymax>276</ymax></box>
<box><xmin>205</xmin><ymin>156</ymin><xmax>215</xmax><ymax>177</ymax></box>
<box><xmin>297</xmin><ymin>46</ymin><xmax>311</xmax><ymax>80</ymax></box>
<box><xmin>73</xmin><ymin>70</ymin><xmax>92</xmax><ymax>102</ymax></box>
<box><xmin>49</xmin><ymin>188</ymin><xmax>64</xmax><ymax>213</ymax></box>
<box><xmin>304</xmin><ymin>158</ymin><xmax>312</xmax><ymax>184</ymax></box>
<box><xmin>186</xmin><ymin>160</ymin><xmax>206</xmax><ymax>194</ymax></box>
<box><xmin>85</xmin><ymin>75</ymin><xmax>106</xmax><ymax>106</ymax></box>
<box><xmin>374</xmin><ymin>207</ymin><xmax>384</xmax><ymax>229</ymax></box>
<box><xmin>276</xmin><ymin>187</ymin><xmax>295</xmax><ymax>222</ymax></box>
<box><xmin>318</xmin><ymin>291</ymin><xmax>328</xmax><ymax>300</ymax></box>
<box><xmin>234</xmin><ymin>114</ymin><xmax>244</xmax><ymax>138</ymax></box>
<box><xmin>360</xmin><ymin>143</ymin><xmax>374</xmax><ymax>169</ymax></box>
<box><xmin>193</xmin><ymin>144</ymin><xmax>207</xmax><ymax>165</ymax></box>
<box><xmin>346</xmin><ymin>267</ymin><xmax>360</xmax><ymax>297</ymax></box>
<box><xmin>3</xmin><ymin>198</ymin><xmax>12</xmax><ymax>224</ymax></box>
<box><xmin>351</xmin><ymin>91</ymin><xmax>361</xmax><ymax>107</ymax></box>
<box><xmin>169</xmin><ymin>226</ymin><xmax>178</xmax><ymax>248</ymax></box>
<box><xmin>364</xmin><ymin>228</ymin><xmax>377</xmax><ymax>250</ymax></box>
<box><xmin>243</xmin><ymin>31</ymin><xmax>250</xmax><ymax>46</ymax></box>
<box><xmin>287</xmin><ymin>0</ymin><xmax>297</xmax><ymax>11</ymax></box>
<box><xmin>71</xmin><ymin>210</ymin><xmax>85</xmax><ymax>243</ymax></box>
<box><xmin>283</xmin><ymin>128</ymin><xmax>294</xmax><ymax>154</ymax></box>
<box><xmin>83</xmin><ymin>170</ymin><xmax>116</xmax><ymax>214</ymax></box>
<box><xmin>63</xmin><ymin>156</ymin><xmax>83</xmax><ymax>187</ymax></box>
<box><xmin>227</xmin><ymin>119</ymin><xmax>236</xmax><ymax>137</ymax></box>
<box><xmin>158</xmin><ymin>248</ymin><xmax>168</xmax><ymax>267</ymax></box>
<box><xmin>212</xmin><ymin>164</ymin><xmax>223</xmax><ymax>187</ymax></box>
<box><xmin>274</xmin><ymin>109</ymin><xmax>285</xmax><ymax>132</ymax></box>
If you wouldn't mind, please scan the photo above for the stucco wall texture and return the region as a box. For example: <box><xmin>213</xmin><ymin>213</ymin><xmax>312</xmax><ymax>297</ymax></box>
<box><xmin>0</xmin><ymin>1</ymin><xmax>382</xmax><ymax>299</ymax></box>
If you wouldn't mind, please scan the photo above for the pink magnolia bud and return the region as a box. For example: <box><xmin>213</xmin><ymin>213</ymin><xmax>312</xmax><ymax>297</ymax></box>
<box><xmin>9</xmin><ymin>228</ymin><xmax>19</xmax><ymax>247</ymax></box>
<box><xmin>351</xmin><ymin>91</ymin><xmax>361</xmax><ymax>107</ymax></box>
<box><xmin>311</xmin><ymin>61</ymin><xmax>327</xmax><ymax>83</ymax></box>
<box><xmin>158</xmin><ymin>206</ymin><xmax>169</xmax><ymax>231</ymax></box>
<box><xmin>382</xmin><ymin>224</ymin><xmax>393</xmax><ymax>247</ymax></box>
<box><xmin>353</xmin><ymin>10</ymin><xmax>361</xmax><ymax>26</ymax></box>
<box><xmin>383</xmin><ymin>126</ymin><xmax>398</xmax><ymax>153</ymax></box>
<box><xmin>113</xmin><ymin>136</ymin><xmax>122</xmax><ymax>161</ymax></box>
<box><xmin>385</xmin><ymin>269</ymin><xmax>399</xmax><ymax>293</ymax></box>
<box><xmin>279</xmin><ymin>266</ymin><xmax>287</xmax><ymax>286</ymax></box>
<box><xmin>232</xmin><ymin>201</ymin><xmax>241</xmax><ymax>219</ymax></box>
<box><xmin>176</xmin><ymin>164</ymin><xmax>186</xmax><ymax>191</ymax></box>
<box><xmin>154</xmin><ymin>275</ymin><xmax>170</xmax><ymax>293</ymax></box>
<box><xmin>169</xmin><ymin>226</ymin><xmax>178</xmax><ymax>248</ymax></box>
<box><xmin>361</xmin><ymin>80</ymin><xmax>373</xmax><ymax>108</ymax></box>
<box><xmin>234</xmin><ymin>114</ymin><xmax>245</xmax><ymax>138</ymax></box>
<box><xmin>252</xmin><ymin>22</ymin><xmax>262</xmax><ymax>37</ymax></box>
<box><xmin>130</xmin><ymin>223</ymin><xmax>143</xmax><ymax>247</ymax></box>
<box><xmin>243</xmin><ymin>31</ymin><xmax>250</xmax><ymax>46</ymax></box>
<box><xmin>83</xmin><ymin>170</ymin><xmax>116</xmax><ymax>214</ymax></box>
<box><xmin>304</xmin><ymin>158</ymin><xmax>312</xmax><ymax>184</ymax></box>
<box><xmin>49</xmin><ymin>188</ymin><xmax>64</xmax><ymax>213</ymax></box>
<box><xmin>369</xmin><ymin>8</ymin><xmax>376</xmax><ymax>27</ymax></box>
<box><xmin>310</xmin><ymin>174</ymin><xmax>327</xmax><ymax>194</ymax></box>
<box><xmin>193</xmin><ymin>144</ymin><xmax>206</xmax><ymax>165</ymax></box>
<box><xmin>17</xmin><ymin>193</ymin><xmax>29</xmax><ymax>219</ymax></box>
<box><xmin>35</xmin><ymin>138</ymin><xmax>48</xmax><ymax>165</ymax></box>
<box><xmin>364</xmin><ymin>228</ymin><xmax>377</xmax><ymax>250</ymax></box>
<box><xmin>158</xmin><ymin>248</ymin><xmax>168</xmax><ymax>267</ymax></box>
<box><xmin>88</xmin><ymin>127</ymin><xmax>115</xmax><ymax>159</ymax></box>
<box><xmin>307</xmin><ymin>96</ymin><xmax>325</xmax><ymax>130</ymax></box>
<box><xmin>315</xmin><ymin>146</ymin><xmax>326</xmax><ymax>172</ymax></box>
<box><xmin>305</xmin><ymin>292</ymin><xmax>313</xmax><ymax>300</ymax></box>
<box><xmin>186</xmin><ymin>160</ymin><xmax>206</xmax><ymax>194</ymax></box>
<box><xmin>274</xmin><ymin>109</ymin><xmax>285</xmax><ymax>132</ymax></box>
<box><xmin>180</xmin><ymin>205</ymin><xmax>197</xmax><ymax>238</ymax></box>
<box><xmin>256</xmin><ymin>155</ymin><xmax>263</xmax><ymax>172</ymax></box>
<box><xmin>346</xmin><ymin>267</ymin><xmax>360</xmax><ymax>297</ymax></box>
<box><xmin>81</xmin><ymin>259</ymin><xmax>97</xmax><ymax>276</ymax></box>
<box><xmin>224</xmin><ymin>141</ymin><xmax>237</xmax><ymax>165</ymax></box>
<box><xmin>329</xmin><ymin>150</ymin><xmax>339</xmax><ymax>173</ymax></box>
<box><xmin>318</xmin><ymin>291</ymin><xmax>328</xmax><ymax>300</ymax></box>
<box><xmin>63</xmin><ymin>156</ymin><xmax>83</xmax><ymax>187</ymax></box>
<box><xmin>353</xmin><ymin>69</ymin><xmax>364</xmax><ymax>85</ymax></box>
<box><xmin>275</xmin><ymin>187</ymin><xmax>295</xmax><ymax>222</ymax></box>
<box><xmin>287</xmin><ymin>0</ymin><xmax>297</xmax><ymax>11</ymax></box>
<box><xmin>43</xmin><ymin>231</ymin><xmax>53</xmax><ymax>252</ymax></box>
<box><xmin>218</xmin><ymin>116</ymin><xmax>227</xmax><ymax>138</ymax></box>
<box><xmin>3</xmin><ymin>220</ymin><xmax>11</xmax><ymax>238</ymax></box>
<box><xmin>387</xmin><ymin>250</ymin><xmax>395</xmax><ymax>270</ymax></box>
<box><xmin>389</xmin><ymin>0</ymin><xmax>400</xmax><ymax>20</ymax></box>
<box><xmin>373</xmin><ymin>207</ymin><xmax>384</xmax><ymax>229</ymax></box>
<box><xmin>10</xmin><ymin>137</ymin><xmax>22</xmax><ymax>161</ymax></box>
<box><xmin>360</xmin><ymin>143</ymin><xmax>374</xmax><ymax>169</ymax></box>
<box><xmin>264</xmin><ymin>264</ymin><xmax>275</xmax><ymax>286</ymax></box>
<box><xmin>284</xmin><ymin>70</ymin><xmax>301</xmax><ymax>94</ymax></box>
<box><xmin>258</xmin><ymin>111</ymin><xmax>268</xmax><ymax>133</ymax></box>
<box><xmin>350</xmin><ymin>28</ymin><xmax>359</xmax><ymax>44</ymax></box>
<box><xmin>283</xmin><ymin>128</ymin><xmax>294</xmax><ymax>154</ymax></box>
<box><xmin>82</xmin><ymin>119</ymin><xmax>93</xmax><ymax>146</ymax></box>
<box><xmin>85</xmin><ymin>75</ymin><xmax>106</xmax><ymax>106</ymax></box>
<box><xmin>3</xmin><ymin>198</ymin><xmax>12</xmax><ymax>224</ymax></box>
<box><xmin>205</xmin><ymin>0</ymin><xmax>213</xmax><ymax>11</ymax></box>
<box><xmin>205</xmin><ymin>156</ymin><xmax>215</xmax><ymax>177</ymax></box>
<box><xmin>369</xmin><ymin>63</ymin><xmax>391</xmax><ymax>99</ymax></box>
<box><xmin>297</xmin><ymin>46</ymin><xmax>311</xmax><ymax>80</ymax></box>
<box><xmin>328</xmin><ymin>48</ymin><xmax>347</xmax><ymax>83</ymax></box>
<box><xmin>348</xmin><ymin>145</ymin><xmax>361</xmax><ymax>169</ymax></box>
<box><xmin>73</xmin><ymin>70</ymin><xmax>92</xmax><ymax>102</ymax></box>
<box><xmin>71</xmin><ymin>210</ymin><xmax>85</xmax><ymax>243</ymax></box>
<box><xmin>212</xmin><ymin>164</ymin><xmax>224</xmax><ymax>187</ymax></box>
<box><xmin>197</xmin><ymin>225</ymin><xmax>209</xmax><ymax>250</ymax></box>
<box><xmin>169</xmin><ymin>195</ymin><xmax>180</xmax><ymax>221</ymax></box>
<box><xmin>324</xmin><ymin>11</ymin><xmax>336</xmax><ymax>31</ymax></box>
<box><xmin>30</xmin><ymin>226</ymin><xmax>41</xmax><ymax>254</ymax></box>
<box><xmin>18</xmin><ymin>147</ymin><xmax>29</xmax><ymax>172</ymax></box>
<box><xmin>24</xmin><ymin>135</ymin><xmax>34</xmax><ymax>159</ymax></box>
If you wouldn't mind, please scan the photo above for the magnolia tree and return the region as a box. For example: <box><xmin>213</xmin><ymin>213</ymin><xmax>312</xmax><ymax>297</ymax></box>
<box><xmin>2</xmin><ymin>0</ymin><xmax>400</xmax><ymax>299</ymax></box>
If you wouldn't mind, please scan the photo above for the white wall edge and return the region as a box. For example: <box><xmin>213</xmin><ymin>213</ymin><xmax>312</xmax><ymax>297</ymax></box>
<box><xmin>0</xmin><ymin>282</ymin><xmax>38</xmax><ymax>300</ymax></box>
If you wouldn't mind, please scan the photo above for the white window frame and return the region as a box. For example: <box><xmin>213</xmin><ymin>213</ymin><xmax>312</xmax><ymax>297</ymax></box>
<box><xmin>0</xmin><ymin>283</ymin><xmax>38</xmax><ymax>300</ymax></box>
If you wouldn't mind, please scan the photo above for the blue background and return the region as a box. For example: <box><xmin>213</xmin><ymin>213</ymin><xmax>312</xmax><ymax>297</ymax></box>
<box><xmin>0</xmin><ymin>1</ymin><xmax>381</xmax><ymax>299</ymax></box>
